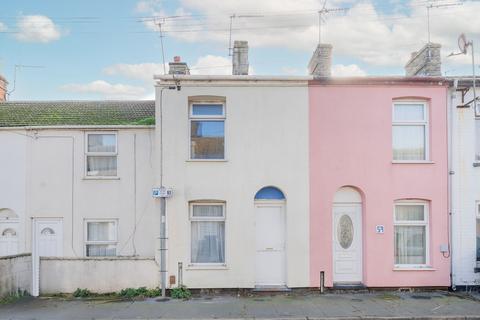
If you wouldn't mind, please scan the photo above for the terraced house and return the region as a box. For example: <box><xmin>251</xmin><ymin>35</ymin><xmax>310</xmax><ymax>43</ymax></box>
<box><xmin>0</xmin><ymin>41</ymin><xmax>460</xmax><ymax>295</ymax></box>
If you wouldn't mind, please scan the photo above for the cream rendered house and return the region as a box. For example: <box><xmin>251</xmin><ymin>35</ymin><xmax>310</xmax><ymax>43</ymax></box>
<box><xmin>0</xmin><ymin>101</ymin><xmax>159</xmax><ymax>261</ymax></box>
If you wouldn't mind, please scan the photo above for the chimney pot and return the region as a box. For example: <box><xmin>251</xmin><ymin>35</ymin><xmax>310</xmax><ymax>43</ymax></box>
<box><xmin>232</xmin><ymin>40</ymin><xmax>249</xmax><ymax>75</ymax></box>
<box><xmin>168</xmin><ymin>56</ymin><xmax>190</xmax><ymax>75</ymax></box>
<box><xmin>308</xmin><ymin>43</ymin><xmax>333</xmax><ymax>77</ymax></box>
<box><xmin>405</xmin><ymin>43</ymin><xmax>441</xmax><ymax>77</ymax></box>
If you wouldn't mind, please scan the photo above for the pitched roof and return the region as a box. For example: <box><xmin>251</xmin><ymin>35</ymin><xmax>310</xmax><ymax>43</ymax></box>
<box><xmin>0</xmin><ymin>100</ymin><xmax>155</xmax><ymax>127</ymax></box>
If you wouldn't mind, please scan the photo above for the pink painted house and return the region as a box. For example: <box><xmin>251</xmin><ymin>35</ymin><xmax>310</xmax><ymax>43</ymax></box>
<box><xmin>309</xmin><ymin>77</ymin><xmax>450</xmax><ymax>288</ymax></box>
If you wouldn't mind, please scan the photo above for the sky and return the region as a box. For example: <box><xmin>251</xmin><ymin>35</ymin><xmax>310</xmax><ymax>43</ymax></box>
<box><xmin>0</xmin><ymin>0</ymin><xmax>479</xmax><ymax>101</ymax></box>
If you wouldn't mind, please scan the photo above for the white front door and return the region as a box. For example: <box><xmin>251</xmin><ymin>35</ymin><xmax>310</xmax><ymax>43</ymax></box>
<box><xmin>255</xmin><ymin>202</ymin><xmax>286</xmax><ymax>286</ymax></box>
<box><xmin>333</xmin><ymin>204</ymin><xmax>362</xmax><ymax>284</ymax></box>
<box><xmin>0</xmin><ymin>221</ymin><xmax>19</xmax><ymax>256</ymax></box>
<box><xmin>35</xmin><ymin>219</ymin><xmax>63</xmax><ymax>257</ymax></box>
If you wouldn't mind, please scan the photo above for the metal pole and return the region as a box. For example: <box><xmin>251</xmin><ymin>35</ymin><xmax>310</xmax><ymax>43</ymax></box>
<box><xmin>160</xmin><ymin>197</ymin><xmax>167</xmax><ymax>297</ymax></box>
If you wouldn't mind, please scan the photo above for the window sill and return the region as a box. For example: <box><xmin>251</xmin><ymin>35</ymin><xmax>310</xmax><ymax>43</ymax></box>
<box><xmin>392</xmin><ymin>161</ymin><xmax>434</xmax><ymax>164</ymax></box>
<box><xmin>393</xmin><ymin>266</ymin><xmax>436</xmax><ymax>271</ymax></box>
<box><xmin>185</xmin><ymin>264</ymin><xmax>228</xmax><ymax>270</ymax></box>
<box><xmin>83</xmin><ymin>176</ymin><xmax>120</xmax><ymax>180</ymax></box>
<box><xmin>186</xmin><ymin>159</ymin><xmax>228</xmax><ymax>163</ymax></box>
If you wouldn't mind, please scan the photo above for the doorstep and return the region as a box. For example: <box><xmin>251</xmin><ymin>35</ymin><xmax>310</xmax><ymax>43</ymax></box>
<box><xmin>333</xmin><ymin>282</ymin><xmax>367</xmax><ymax>290</ymax></box>
<box><xmin>253</xmin><ymin>285</ymin><xmax>292</xmax><ymax>292</ymax></box>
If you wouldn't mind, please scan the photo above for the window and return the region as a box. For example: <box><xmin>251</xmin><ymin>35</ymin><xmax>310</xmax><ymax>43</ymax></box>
<box><xmin>392</xmin><ymin>102</ymin><xmax>428</xmax><ymax>161</ymax></box>
<box><xmin>476</xmin><ymin>121</ymin><xmax>480</xmax><ymax>161</ymax></box>
<box><xmin>189</xmin><ymin>103</ymin><xmax>225</xmax><ymax>160</ymax></box>
<box><xmin>85</xmin><ymin>220</ymin><xmax>117</xmax><ymax>257</ymax></box>
<box><xmin>190</xmin><ymin>203</ymin><xmax>225</xmax><ymax>264</ymax></box>
<box><xmin>476</xmin><ymin>202</ymin><xmax>480</xmax><ymax>267</ymax></box>
<box><xmin>85</xmin><ymin>133</ymin><xmax>117</xmax><ymax>177</ymax></box>
<box><xmin>394</xmin><ymin>201</ymin><xmax>429</xmax><ymax>266</ymax></box>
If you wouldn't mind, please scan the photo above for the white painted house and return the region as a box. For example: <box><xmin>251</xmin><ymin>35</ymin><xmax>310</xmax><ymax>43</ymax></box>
<box><xmin>450</xmin><ymin>78</ymin><xmax>480</xmax><ymax>287</ymax></box>
<box><xmin>0</xmin><ymin>101</ymin><xmax>161</xmax><ymax>293</ymax></box>
<box><xmin>155</xmin><ymin>75</ymin><xmax>311</xmax><ymax>289</ymax></box>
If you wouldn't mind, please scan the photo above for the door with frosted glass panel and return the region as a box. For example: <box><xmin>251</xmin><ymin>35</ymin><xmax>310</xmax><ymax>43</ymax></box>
<box><xmin>333</xmin><ymin>204</ymin><xmax>362</xmax><ymax>283</ymax></box>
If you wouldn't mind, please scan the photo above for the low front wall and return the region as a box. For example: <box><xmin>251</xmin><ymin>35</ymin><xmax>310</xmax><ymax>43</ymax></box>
<box><xmin>40</xmin><ymin>257</ymin><xmax>159</xmax><ymax>294</ymax></box>
<box><xmin>0</xmin><ymin>253</ymin><xmax>32</xmax><ymax>297</ymax></box>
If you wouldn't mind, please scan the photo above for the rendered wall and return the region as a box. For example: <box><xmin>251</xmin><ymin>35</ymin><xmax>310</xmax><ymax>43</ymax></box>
<box><xmin>40</xmin><ymin>257</ymin><xmax>159</xmax><ymax>293</ymax></box>
<box><xmin>451</xmin><ymin>88</ymin><xmax>480</xmax><ymax>286</ymax></box>
<box><xmin>0</xmin><ymin>128</ymin><xmax>158</xmax><ymax>258</ymax></box>
<box><xmin>157</xmin><ymin>82</ymin><xmax>310</xmax><ymax>288</ymax></box>
<box><xmin>0</xmin><ymin>253</ymin><xmax>32</xmax><ymax>296</ymax></box>
<box><xmin>309</xmin><ymin>84</ymin><xmax>450</xmax><ymax>287</ymax></box>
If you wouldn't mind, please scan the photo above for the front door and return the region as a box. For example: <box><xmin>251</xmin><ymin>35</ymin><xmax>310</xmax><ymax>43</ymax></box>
<box><xmin>0</xmin><ymin>221</ymin><xmax>19</xmax><ymax>256</ymax></box>
<box><xmin>333</xmin><ymin>204</ymin><xmax>362</xmax><ymax>284</ymax></box>
<box><xmin>35</xmin><ymin>219</ymin><xmax>63</xmax><ymax>257</ymax></box>
<box><xmin>255</xmin><ymin>202</ymin><xmax>286</xmax><ymax>287</ymax></box>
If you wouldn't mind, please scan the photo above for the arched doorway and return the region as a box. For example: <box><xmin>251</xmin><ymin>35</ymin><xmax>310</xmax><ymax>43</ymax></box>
<box><xmin>332</xmin><ymin>187</ymin><xmax>363</xmax><ymax>284</ymax></box>
<box><xmin>254</xmin><ymin>186</ymin><xmax>286</xmax><ymax>287</ymax></box>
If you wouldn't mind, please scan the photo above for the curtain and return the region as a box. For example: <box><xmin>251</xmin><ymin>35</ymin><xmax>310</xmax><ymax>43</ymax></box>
<box><xmin>395</xmin><ymin>205</ymin><xmax>424</xmax><ymax>221</ymax></box>
<box><xmin>192</xmin><ymin>205</ymin><xmax>223</xmax><ymax>217</ymax></box>
<box><xmin>87</xmin><ymin>156</ymin><xmax>117</xmax><ymax>176</ymax></box>
<box><xmin>476</xmin><ymin>218</ymin><xmax>480</xmax><ymax>263</ymax></box>
<box><xmin>395</xmin><ymin>226</ymin><xmax>426</xmax><ymax>264</ymax></box>
<box><xmin>393</xmin><ymin>125</ymin><xmax>425</xmax><ymax>160</ymax></box>
<box><xmin>86</xmin><ymin>244</ymin><xmax>116</xmax><ymax>257</ymax></box>
<box><xmin>191</xmin><ymin>221</ymin><xmax>225</xmax><ymax>263</ymax></box>
<box><xmin>87</xmin><ymin>222</ymin><xmax>115</xmax><ymax>241</ymax></box>
<box><xmin>88</xmin><ymin>134</ymin><xmax>116</xmax><ymax>152</ymax></box>
<box><xmin>476</xmin><ymin>121</ymin><xmax>480</xmax><ymax>161</ymax></box>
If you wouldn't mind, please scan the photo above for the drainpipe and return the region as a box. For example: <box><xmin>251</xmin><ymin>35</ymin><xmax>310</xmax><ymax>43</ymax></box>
<box><xmin>448</xmin><ymin>82</ymin><xmax>456</xmax><ymax>290</ymax></box>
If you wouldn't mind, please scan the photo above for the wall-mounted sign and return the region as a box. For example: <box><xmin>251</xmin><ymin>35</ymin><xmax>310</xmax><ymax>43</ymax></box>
<box><xmin>152</xmin><ymin>187</ymin><xmax>173</xmax><ymax>198</ymax></box>
<box><xmin>375</xmin><ymin>225</ymin><xmax>385</xmax><ymax>234</ymax></box>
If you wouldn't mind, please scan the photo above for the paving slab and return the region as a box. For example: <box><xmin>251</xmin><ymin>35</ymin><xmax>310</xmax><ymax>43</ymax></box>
<box><xmin>0</xmin><ymin>291</ymin><xmax>480</xmax><ymax>320</ymax></box>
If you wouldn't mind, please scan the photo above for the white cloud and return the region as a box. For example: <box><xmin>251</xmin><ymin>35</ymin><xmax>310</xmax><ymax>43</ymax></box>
<box><xmin>15</xmin><ymin>15</ymin><xmax>62</xmax><ymax>43</ymax></box>
<box><xmin>280</xmin><ymin>66</ymin><xmax>306</xmax><ymax>75</ymax></box>
<box><xmin>103</xmin><ymin>63</ymin><xmax>168</xmax><ymax>82</ymax></box>
<box><xmin>61</xmin><ymin>80</ymin><xmax>146</xmax><ymax>99</ymax></box>
<box><xmin>332</xmin><ymin>64</ymin><xmax>367</xmax><ymax>77</ymax></box>
<box><xmin>190</xmin><ymin>55</ymin><xmax>232</xmax><ymax>75</ymax></box>
<box><xmin>0</xmin><ymin>22</ymin><xmax>7</xmax><ymax>32</ymax></box>
<box><xmin>137</xmin><ymin>0</ymin><xmax>480</xmax><ymax>71</ymax></box>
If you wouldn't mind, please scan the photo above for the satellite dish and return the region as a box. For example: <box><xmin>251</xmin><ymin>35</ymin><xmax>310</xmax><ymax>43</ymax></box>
<box><xmin>458</xmin><ymin>33</ymin><xmax>468</xmax><ymax>54</ymax></box>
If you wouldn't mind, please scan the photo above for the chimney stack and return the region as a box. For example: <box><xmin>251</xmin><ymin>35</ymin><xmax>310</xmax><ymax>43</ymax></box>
<box><xmin>232</xmin><ymin>41</ymin><xmax>249</xmax><ymax>75</ymax></box>
<box><xmin>308</xmin><ymin>44</ymin><xmax>333</xmax><ymax>77</ymax></box>
<box><xmin>0</xmin><ymin>75</ymin><xmax>7</xmax><ymax>101</ymax></box>
<box><xmin>168</xmin><ymin>56</ymin><xmax>190</xmax><ymax>75</ymax></box>
<box><xmin>405</xmin><ymin>43</ymin><xmax>441</xmax><ymax>77</ymax></box>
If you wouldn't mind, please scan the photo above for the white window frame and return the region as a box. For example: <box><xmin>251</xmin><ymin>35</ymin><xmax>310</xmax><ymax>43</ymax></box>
<box><xmin>188</xmin><ymin>102</ymin><xmax>226</xmax><ymax>161</ymax></box>
<box><xmin>189</xmin><ymin>202</ymin><xmax>226</xmax><ymax>267</ymax></box>
<box><xmin>393</xmin><ymin>200</ymin><xmax>430</xmax><ymax>268</ymax></box>
<box><xmin>84</xmin><ymin>219</ymin><xmax>118</xmax><ymax>257</ymax></box>
<box><xmin>84</xmin><ymin>131</ymin><xmax>118</xmax><ymax>178</ymax></box>
<box><xmin>392</xmin><ymin>101</ymin><xmax>429</xmax><ymax>162</ymax></box>
<box><xmin>476</xmin><ymin>201</ymin><xmax>480</xmax><ymax>267</ymax></box>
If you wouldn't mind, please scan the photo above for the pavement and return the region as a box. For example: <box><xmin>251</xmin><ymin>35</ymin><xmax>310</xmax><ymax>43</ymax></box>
<box><xmin>1</xmin><ymin>290</ymin><xmax>480</xmax><ymax>320</ymax></box>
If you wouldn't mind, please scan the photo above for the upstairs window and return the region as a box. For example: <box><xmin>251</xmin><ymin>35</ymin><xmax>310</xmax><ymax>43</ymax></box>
<box><xmin>85</xmin><ymin>133</ymin><xmax>117</xmax><ymax>177</ymax></box>
<box><xmin>476</xmin><ymin>121</ymin><xmax>480</xmax><ymax>161</ymax></box>
<box><xmin>394</xmin><ymin>201</ymin><xmax>429</xmax><ymax>267</ymax></box>
<box><xmin>189</xmin><ymin>103</ymin><xmax>225</xmax><ymax>160</ymax></box>
<box><xmin>392</xmin><ymin>102</ymin><xmax>428</xmax><ymax>161</ymax></box>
